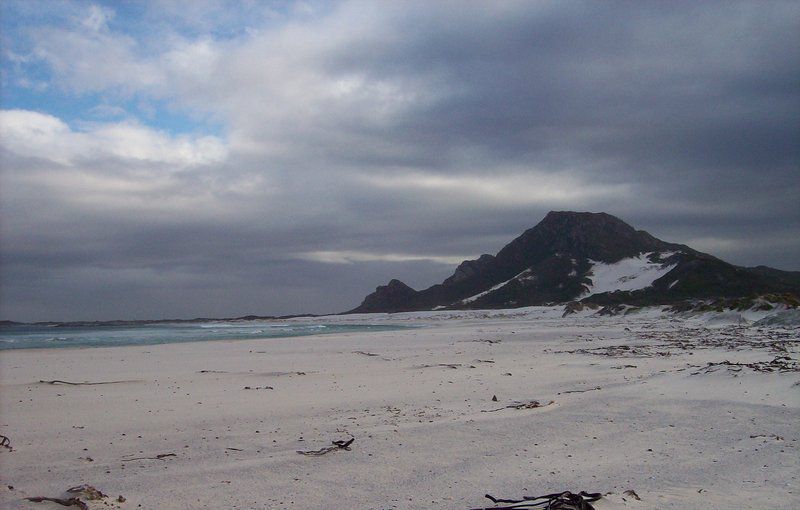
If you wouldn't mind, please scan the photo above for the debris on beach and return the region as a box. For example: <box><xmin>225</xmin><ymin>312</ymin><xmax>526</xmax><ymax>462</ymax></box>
<box><xmin>297</xmin><ymin>437</ymin><xmax>354</xmax><ymax>456</ymax></box>
<box><xmin>690</xmin><ymin>356</ymin><xmax>799</xmax><ymax>375</ymax></box>
<box><xmin>26</xmin><ymin>496</ymin><xmax>89</xmax><ymax>509</ymax></box>
<box><xmin>352</xmin><ymin>350</ymin><xmax>392</xmax><ymax>360</ymax></box>
<box><xmin>243</xmin><ymin>385</ymin><xmax>273</xmax><ymax>390</ymax></box>
<box><xmin>482</xmin><ymin>400</ymin><xmax>553</xmax><ymax>413</ymax></box>
<box><xmin>553</xmin><ymin>325</ymin><xmax>799</xmax><ymax>359</ymax></box>
<box><xmin>121</xmin><ymin>452</ymin><xmax>176</xmax><ymax>462</ymax></box>
<box><xmin>0</xmin><ymin>434</ymin><xmax>12</xmax><ymax>451</ymax></box>
<box><xmin>413</xmin><ymin>363</ymin><xmax>475</xmax><ymax>369</ymax></box>
<box><xmin>558</xmin><ymin>386</ymin><xmax>601</xmax><ymax>395</ymax></box>
<box><xmin>622</xmin><ymin>489</ymin><xmax>641</xmax><ymax>501</ymax></box>
<box><xmin>38</xmin><ymin>379</ymin><xmax>133</xmax><ymax>386</ymax></box>
<box><xmin>749</xmin><ymin>434</ymin><xmax>784</xmax><ymax>441</ymax></box>
<box><xmin>472</xmin><ymin>490</ymin><xmax>602</xmax><ymax>509</ymax></box>
<box><xmin>26</xmin><ymin>484</ymin><xmax>125</xmax><ymax>509</ymax></box>
<box><xmin>461</xmin><ymin>338</ymin><xmax>502</xmax><ymax>344</ymax></box>
<box><xmin>554</xmin><ymin>345</ymin><xmax>660</xmax><ymax>358</ymax></box>
<box><xmin>66</xmin><ymin>486</ymin><xmax>107</xmax><ymax>501</ymax></box>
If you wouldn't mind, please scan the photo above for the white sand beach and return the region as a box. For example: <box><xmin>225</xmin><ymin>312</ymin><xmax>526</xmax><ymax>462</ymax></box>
<box><xmin>0</xmin><ymin>307</ymin><xmax>797</xmax><ymax>509</ymax></box>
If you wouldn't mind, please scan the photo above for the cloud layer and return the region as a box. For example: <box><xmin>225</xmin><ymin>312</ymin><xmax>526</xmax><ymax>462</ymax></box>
<box><xmin>1</xmin><ymin>0</ymin><xmax>798</xmax><ymax>321</ymax></box>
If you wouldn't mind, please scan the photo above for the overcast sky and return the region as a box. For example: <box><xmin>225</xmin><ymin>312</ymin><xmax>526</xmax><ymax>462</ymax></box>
<box><xmin>1</xmin><ymin>0</ymin><xmax>798</xmax><ymax>321</ymax></box>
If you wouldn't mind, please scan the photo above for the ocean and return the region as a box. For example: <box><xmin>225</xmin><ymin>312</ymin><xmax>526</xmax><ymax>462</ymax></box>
<box><xmin>0</xmin><ymin>321</ymin><xmax>409</xmax><ymax>350</ymax></box>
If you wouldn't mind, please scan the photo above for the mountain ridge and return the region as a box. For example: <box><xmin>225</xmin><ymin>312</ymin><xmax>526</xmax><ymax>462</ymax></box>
<box><xmin>349</xmin><ymin>211</ymin><xmax>800</xmax><ymax>313</ymax></box>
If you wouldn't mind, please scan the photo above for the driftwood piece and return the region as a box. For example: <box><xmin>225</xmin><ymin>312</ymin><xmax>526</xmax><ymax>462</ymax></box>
<box><xmin>0</xmin><ymin>434</ymin><xmax>11</xmax><ymax>451</ymax></box>
<box><xmin>38</xmin><ymin>379</ymin><xmax>132</xmax><ymax>386</ymax></box>
<box><xmin>121</xmin><ymin>452</ymin><xmax>176</xmax><ymax>462</ymax></box>
<box><xmin>297</xmin><ymin>437</ymin><xmax>354</xmax><ymax>456</ymax></box>
<box><xmin>750</xmin><ymin>434</ymin><xmax>784</xmax><ymax>440</ymax></box>
<box><xmin>25</xmin><ymin>497</ymin><xmax>88</xmax><ymax>510</ymax></box>
<box><xmin>353</xmin><ymin>351</ymin><xmax>379</xmax><ymax>357</ymax></box>
<box><xmin>414</xmin><ymin>363</ymin><xmax>475</xmax><ymax>369</ymax></box>
<box><xmin>559</xmin><ymin>386</ymin><xmax>601</xmax><ymax>395</ymax></box>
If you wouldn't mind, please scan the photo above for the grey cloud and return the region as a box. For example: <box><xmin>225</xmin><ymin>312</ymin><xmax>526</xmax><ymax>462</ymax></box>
<box><xmin>1</xmin><ymin>0</ymin><xmax>798</xmax><ymax>320</ymax></box>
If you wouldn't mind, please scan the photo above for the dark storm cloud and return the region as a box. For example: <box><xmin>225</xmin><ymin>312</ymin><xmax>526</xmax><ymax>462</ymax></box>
<box><xmin>1</xmin><ymin>0</ymin><xmax>798</xmax><ymax>321</ymax></box>
<box><xmin>315</xmin><ymin>2</ymin><xmax>800</xmax><ymax>170</ymax></box>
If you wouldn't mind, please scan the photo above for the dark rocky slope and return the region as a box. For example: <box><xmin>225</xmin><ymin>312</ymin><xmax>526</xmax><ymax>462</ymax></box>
<box><xmin>349</xmin><ymin>211</ymin><xmax>800</xmax><ymax>313</ymax></box>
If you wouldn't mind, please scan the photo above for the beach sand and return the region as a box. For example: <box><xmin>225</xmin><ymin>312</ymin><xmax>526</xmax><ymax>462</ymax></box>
<box><xmin>0</xmin><ymin>308</ymin><xmax>797</xmax><ymax>509</ymax></box>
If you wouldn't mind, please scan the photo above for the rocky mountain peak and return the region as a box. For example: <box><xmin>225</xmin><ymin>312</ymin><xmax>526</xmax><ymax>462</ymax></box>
<box><xmin>348</xmin><ymin>211</ymin><xmax>799</xmax><ymax>314</ymax></box>
<box><xmin>444</xmin><ymin>254</ymin><xmax>496</xmax><ymax>285</ymax></box>
<box><xmin>501</xmin><ymin>210</ymin><xmax>671</xmax><ymax>264</ymax></box>
<box><xmin>351</xmin><ymin>278</ymin><xmax>418</xmax><ymax>314</ymax></box>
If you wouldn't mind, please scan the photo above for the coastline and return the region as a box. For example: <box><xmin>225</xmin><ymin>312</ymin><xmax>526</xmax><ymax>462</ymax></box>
<box><xmin>1</xmin><ymin>308</ymin><xmax>797</xmax><ymax>509</ymax></box>
<box><xmin>0</xmin><ymin>321</ymin><xmax>418</xmax><ymax>352</ymax></box>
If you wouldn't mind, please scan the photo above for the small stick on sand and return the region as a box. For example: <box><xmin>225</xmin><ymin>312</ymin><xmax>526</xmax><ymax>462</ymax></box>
<box><xmin>413</xmin><ymin>363</ymin><xmax>466</xmax><ymax>369</ymax></box>
<box><xmin>26</xmin><ymin>497</ymin><xmax>88</xmax><ymax>509</ymax></box>
<box><xmin>559</xmin><ymin>386</ymin><xmax>601</xmax><ymax>395</ymax></box>
<box><xmin>750</xmin><ymin>434</ymin><xmax>784</xmax><ymax>440</ymax></box>
<box><xmin>38</xmin><ymin>380</ymin><xmax>133</xmax><ymax>386</ymax></box>
<box><xmin>297</xmin><ymin>437</ymin><xmax>354</xmax><ymax>456</ymax></box>
<box><xmin>122</xmin><ymin>453</ymin><xmax>177</xmax><ymax>462</ymax></box>
<box><xmin>0</xmin><ymin>434</ymin><xmax>11</xmax><ymax>451</ymax></box>
<box><xmin>482</xmin><ymin>400</ymin><xmax>553</xmax><ymax>413</ymax></box>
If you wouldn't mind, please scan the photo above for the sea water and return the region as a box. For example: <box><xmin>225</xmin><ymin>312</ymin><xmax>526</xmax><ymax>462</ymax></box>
<box><xmin>0</xmin><ymin>321</ymin><xmax>410</xmax><ymax>350</ymax></box>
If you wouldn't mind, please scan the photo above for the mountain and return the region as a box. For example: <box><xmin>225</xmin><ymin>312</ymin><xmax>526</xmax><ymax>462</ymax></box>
<box><xmin>348</xmin><ymin>211</ymin><xmax>800</xmax><ymax>313</ymax></box>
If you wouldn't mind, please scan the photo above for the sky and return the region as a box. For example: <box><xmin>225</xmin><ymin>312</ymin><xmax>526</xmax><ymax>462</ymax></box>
<box><xmin>1</xmin><ymin>0</ymin><xmax>799</xmax><ymax>322</ymax></box>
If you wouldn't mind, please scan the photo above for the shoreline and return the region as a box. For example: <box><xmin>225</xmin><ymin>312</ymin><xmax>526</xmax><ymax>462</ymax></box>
<box><xmin>0</xmin><ymin>321</ymin><xmax>423</xmax><ymax>353</ymax></box>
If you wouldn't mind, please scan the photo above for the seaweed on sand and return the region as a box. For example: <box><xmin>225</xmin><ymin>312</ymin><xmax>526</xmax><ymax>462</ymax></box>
<box><xmin>471</xmin><ymin>490</ymin><xmax>602</xmax><ymax>509</ymax></box>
